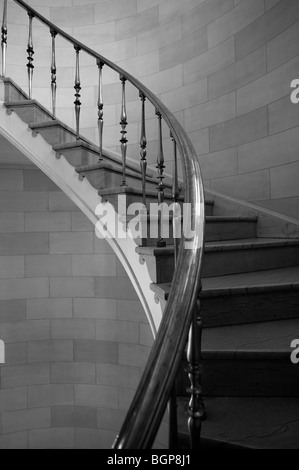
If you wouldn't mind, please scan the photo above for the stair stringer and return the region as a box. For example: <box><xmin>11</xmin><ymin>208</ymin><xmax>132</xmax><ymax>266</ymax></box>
<box><xmin>0</xmin><ymin>102</ymin><xmax>163</xmax><ymax>335</ymax></box>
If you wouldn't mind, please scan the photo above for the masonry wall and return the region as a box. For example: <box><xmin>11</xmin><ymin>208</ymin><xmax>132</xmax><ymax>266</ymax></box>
<box><xmin>3</xmin><ymin>0</ymin><xmax>298</xmax><ymax>218</ymax></box>
<box><xmin>0</xmin><ymin>164</ymin><xmax>159</xmax><ymax>449</ymax></box>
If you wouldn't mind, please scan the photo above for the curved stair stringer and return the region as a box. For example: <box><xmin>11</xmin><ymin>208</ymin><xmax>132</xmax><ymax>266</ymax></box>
<box><xmin>0</xmin><ymin>101</ymin><xmax>163</xmax><ymax>335</ymax></box>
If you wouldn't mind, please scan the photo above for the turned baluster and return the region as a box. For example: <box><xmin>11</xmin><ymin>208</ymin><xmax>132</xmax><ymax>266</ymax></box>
<box><xmin>97</xmin><ymin>59</ymin><xmax>104</xmax><ymax>160</ymax></box>
<box><xmin>1</xmin><ymin>0</ymin><xmax>7</xmax><ymax>78</ymax></box>
<box><xmin>187</xmin><ymin>295</ymin><xmax>206</xmax><ymax>449</ymax></box>
<box><xmin>74</xmin><ymin>45</ymin><xmax>81</xmax><ymax>140</ymax></box>
<box><xmin>156</xmin><ymin>111</ymin><xmax>166</xmax><ymax>248</ymax></box>
<box><xmin>120</xmin><ymin>75</ymin><xmax>128</xmax><ymax>187</ymax></box>
<box><xmin>27</xmin><ymin>12</ymin><xmax>35</xmax><ymax>99</ymax></box>
<box><xmin>139</xmin><ymin>92</ymin><xmax>147</xmax><ymax>207</ymax></box>
<box><xmin>50</xmin><ymin>29</ymin><xmax>57</xmax><ymax>118</ymax></box>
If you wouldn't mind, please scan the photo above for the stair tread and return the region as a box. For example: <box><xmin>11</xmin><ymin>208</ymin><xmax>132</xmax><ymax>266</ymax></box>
<box><xmin>98</xmin><ymin>185</ymin><xmax>180</xmax><ymax>199</ymax></box>
<box><xmin>5</xmin><ymin>99</ymin><xmax>52</xmax><ymax>113</ymax></box>
<box><xmin>178</xmin><ymin>396</ymin><xmax>299</xmax><ymax>449</ymax></box>
<box><xmin>75</xmin><ymin>161</ymin><xmax>156</xmax><ymax>182</ymax></box>
<box><xmin>98</xmin><ymin>186</ymin><xmax>213</xmax><ymax>202</ymax></box>
<box><xmin>206</xmin><ymin>216</ymin><xmax>257</xmax><ymax>222</ymax></box>
<box><xmin>203</xmin><ymin>265</ymin><xmax>299</xmax><ymax>294</ymax></box>
<box><xmin>201</xmin><ymin>317</ymin><xmax>299</xmax><ymax>355</ymax></box>
<box><xmin>206</xmin><ymin>237</ymin><xmax>299</xmax><ymax>250</ymax></box>
<box><xmin>125</xmin><ymin>214</ymin><xmax>257</xmax><ymax>223</ymax></box>
<box><xmin>30</xmin><ymin>119</ymin><xmax>73</xmax><ymax>130</ymax></box>
<box><xmin>54</xmin><ymin>141</ymin><xmax>154</xmax><ymax>177</ymax></box>
<box><xmin>152</xmin><ymin>266</ymin><xmax>299</xmax><ymax>300</ymax></box>
<box><xmin>137</xmin><ymin>237</ymin><xmax>299</xmax><ymax>257</ymax></box>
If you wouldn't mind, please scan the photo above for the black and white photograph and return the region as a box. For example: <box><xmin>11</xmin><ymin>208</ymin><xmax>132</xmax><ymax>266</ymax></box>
<box><xmin>0</xmin><ymin>0</ymin><xmax>298</xmax><ymax>452</ymax></box>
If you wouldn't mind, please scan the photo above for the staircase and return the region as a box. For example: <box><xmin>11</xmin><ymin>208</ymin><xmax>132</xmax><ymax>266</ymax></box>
<box><xmin>2</xmin><ymin>76</ymin><xmax>299</xmax><ymax>449</ymax></box>
<box><xmin>1</xmin><ymin>0</ymin><xmax>299</xmax><ymax>450</ymax></box>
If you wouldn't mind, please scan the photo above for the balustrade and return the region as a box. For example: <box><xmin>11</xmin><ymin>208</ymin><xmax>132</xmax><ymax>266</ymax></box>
<box><xmin>1</xmin><ymin>0</ymin><xmax>205</xmax><ymax>450</ymax></box>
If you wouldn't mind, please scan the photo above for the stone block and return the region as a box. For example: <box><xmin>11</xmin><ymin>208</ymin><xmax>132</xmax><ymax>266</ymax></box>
<box><xmin>51</xmin><ymin>362</ymin><xmax>96</xmax><ymax>385</ymax></box>
<box><xmin>27</xmin><ymin>340</ymin><xmax>73</xmax><ymax>363</ymax></box>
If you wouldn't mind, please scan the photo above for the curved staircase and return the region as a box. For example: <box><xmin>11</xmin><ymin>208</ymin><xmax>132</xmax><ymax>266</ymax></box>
<box><xmin>0</xmin><ymin>0</ymin><xmax>299</xmax><ymax>450</ymax></box>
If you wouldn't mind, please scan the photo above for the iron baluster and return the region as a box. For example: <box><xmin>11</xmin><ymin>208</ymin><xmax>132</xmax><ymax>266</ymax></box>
<box><xmin>1</xmin><ymin>0</ymin><xmax>7</xmax><ymax>78</ymax></box>
<box><xmin>74</xmin><ymin>45</ymin><xmax>81</xmax><ymax>140</ymax></box>
<box><xmin>50</xmin><ymin>29</ymin><xmax>57</xmax><ymax>118</ymax></box>
<box><xmin>187</xmin><ymin>295</ymin><xmax>206</xmax><ymax>449</ymax></box>
<box><xmin>27</xmin><ymin>12</ymin><xmax>34</xmax><ymax>99</ymax></box>
<box><xmin>120</xmin><ymin>75</ymin><xmax>128</xmax><ymax>186</ymax></box>
<box><xmin>97</xmin><ymin>59</ymin><xmax>104</xmax><ymax>160</ymax></box>
<box><xmin>139</xmin><ymin>92</ymin><xmax>147</xmax><ymax>208</ymax></box>
<box><xmin>156</xmin><ymin>111</ymin><xmax>166</xmax><ymax>248</ymax></box>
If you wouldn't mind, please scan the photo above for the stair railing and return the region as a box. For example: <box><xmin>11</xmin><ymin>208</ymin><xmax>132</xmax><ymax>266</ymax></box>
<box><xmin>2</xmin><ymin>0</ymin><xmax>206</xmax><ymax>449</ymax></box>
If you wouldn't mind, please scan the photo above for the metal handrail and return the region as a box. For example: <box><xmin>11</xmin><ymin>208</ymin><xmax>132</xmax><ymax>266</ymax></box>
<box><xmin>10</xmin><ymin>0</ymin><xmax>206</xmax><ymax>448</ymax></box>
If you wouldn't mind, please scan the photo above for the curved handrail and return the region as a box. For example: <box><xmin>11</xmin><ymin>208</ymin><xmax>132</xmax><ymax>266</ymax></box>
<box><xmin>11</xmin><ymin>0</ymin><xmax>206</xmax><ymax>449</ymax></box>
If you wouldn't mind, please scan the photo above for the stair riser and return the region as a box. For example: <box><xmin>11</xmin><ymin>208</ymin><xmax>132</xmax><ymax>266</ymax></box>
<box><xmin>202</xmin><ymin>290</ymin><xmax>299</xmax><ymax>327</ymax></box>
<box><xmin>8</xmin><ymin>106</ymin><xmax>52</xmax><ymax>125</ymax></box>
<box><xmin>206</xmin><ymin>220</ymin><xmax>256</xmax><ymax>241</ymax></box>
<box><xmin>99</xmin><ymin>192</ymin><xmax>182</xmax><ymax>214</ymax></box>
<box><xmin>203</xmin><ymin>245</ymin><xmax>299</xmax><ymax>278</ymax></box>
<box><xmin>178</xmin><ymin>359</ymin><xmax>299</xmax><ymax>397</ymax></box>
<box><xmin>60</xmin><ymin>148</ymin><xmax>98</xmax><ymax>167</ymax></box>
<box><xmin>101</xmin><ymin>193</ymin><xmax>213</xmax><ymax>224</ymax></box>
<box><xmin>81</xmin><ymin>168</ymin><xmax>157</xmax><ymax>193</ymax></box>
<box><xmin>1</xmin><ymin>81</ymin><xmax>27</xmax><ymax>102</ymax></box>
<box><xmin>33</xmin><ymin>127</ymin><xmax>76</xmax><ymax>146</ymax></box>
<box><xmin>148</xmin><ymin>245</ymin><xmax>299</xmax><ymax>283</ymax></box>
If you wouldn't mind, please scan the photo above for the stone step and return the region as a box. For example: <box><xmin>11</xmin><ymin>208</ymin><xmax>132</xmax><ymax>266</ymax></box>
<box><xmin>151</xmin><ymin>266</ymin><xmax>299</xmax><ymax>326</ymax></box>
<box><xmin>29</xmin><ymin>120</ymin><xmax>78</xmax><ymax>146</ymax></box>
<box><xmin>98</xmin><ymin>186</ymin><xmax>214</xmax><ymax>216</ymax></box>
<box><xmin>178</xmin><ymin>318</ymin><xmax>299</xmax><ymax>397</ymax></box>
<box><xmin>205</xmin><ymin>216</ymin><xmax>257</xmax><ymax>241</ymax></box>
<box><xmin>54</xmin><ymin>141</ymin><xmax>154</xmax><ymax>178</ymax></box>
<box><xmin>178</xmin><ymin>396</ymin><xmax>299</xmax><ymax>449</ymax></box>
<box><xmin>4</xmin><ymin>100</ymin><xmax>53</xmax><ymax>124</ymax></box>
<box><xmin>178</xmin><ymin>432</ymin><xmax>249</xmax><ymax>449</ymax></box>
<box><xmin>98</xmin><ymin>186</ymin><xmax>184</xmax><ymax>212</ymax></box>
<box><xmin>76</xmin><ymin>162</ymin><xmax>164</xmax><ymax>194</ymax></box>
<box><xmin>3</xmin><ymin>96</ymin><xmax>156</xmax><ymax>181</ymax></box>
<box><xmin>137</xmin><ymin>238</ymin><xmax>299</xmax><ymax>283</ymax></box>
<box><xmin>135</xmin><ymin>215</ymin><xmax>258</xmax><ymax>246</ymax></box>
<box><xmin>0</xmin><ymin>77</ymin><xmax>28</xmax><ymax>103</ymax></box>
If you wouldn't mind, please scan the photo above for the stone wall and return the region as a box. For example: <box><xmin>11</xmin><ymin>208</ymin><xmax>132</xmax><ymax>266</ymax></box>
<box><xmin>2</xmin><ymin>0</ymin><xmax>299</xmax><ymax>217</ymax></box>
<box><xmin>0</xmin><ymin>163</ymin><xmax>158</xmax><ymax>449</ymax></box>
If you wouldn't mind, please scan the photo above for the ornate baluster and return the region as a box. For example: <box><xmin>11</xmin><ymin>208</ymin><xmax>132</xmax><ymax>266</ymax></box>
<box><xmin>187</xmin><ymin>295</ymin><xmax>206</xmax><ymax>449</ymax></box>
<box><xmin>120</xmin><ymin>75</ymin><xmax>128</xmax><ymax>186</ymax></box>
<box><xmin>1</xmin><ymin>0</ymin><xmax>7</xmax><ymax>78</ymax></box>
<box><xmin>74</xmin><ymin>45</ymin><xmax>81</xmax><ymax>140</ymax></box>
<box><xmin>50</xmin><ymin>29</ymin><xmax>57</xmax><ymax>118</ymax></box>
<box><xmin>27</xmin><ymin>12</ymin><xmax>35</xmax><ymax>99</ymax></box>
<box><xmin>156</xmin><ymin>111</ymin><xmax>166</xmax><ymax>248</ymax></box>
<box><xmin>139</xmin><ymin>92</ymin><xmax>147</xmax><ymax>207</ymax></box>
<box><xmin>97</xmin><ymin>59</ymin><xmax>104</xmax><ymax>160</ymax></box>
